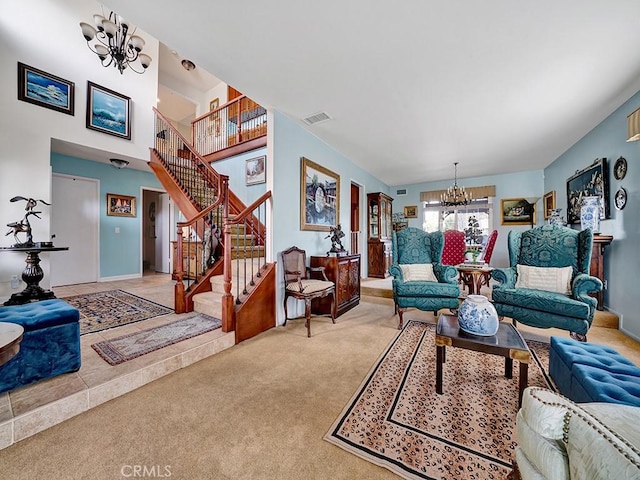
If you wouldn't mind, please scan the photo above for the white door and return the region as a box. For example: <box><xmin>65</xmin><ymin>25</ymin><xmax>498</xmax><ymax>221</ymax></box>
<box><xmin>155</xmin><ymin>193</ymin><xmax>171</xmax><ymax>273</ymax></box>
<box><xmin>50</xmin><ymin>174</ymin><xmax>99</xmax><ymax>286</ymax></box>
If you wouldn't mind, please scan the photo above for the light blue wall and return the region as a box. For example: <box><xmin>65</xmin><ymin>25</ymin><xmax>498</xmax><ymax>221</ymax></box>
<box><xmin>51</xmin><ymin>153</ymin><xmax>162</xmax><ymax>279</ymax></box>
<box><xmin>544</xmin><ymin>90</ymin><xmax>640</xmax><ymax>340</ymax></box>
<box><xmin>212</xmin><ymin>147</ymin><xmax>267</xmax><ymax>207</ymax></box>
<box><xmin>272</xmin><ymin>111</ymin><xmax>390</xmax><ymax>324</ymax></box>
<box><xmin>393</xmin><ymin>170</ymin><xmax>545</xmax><ymax>267</ymax></box>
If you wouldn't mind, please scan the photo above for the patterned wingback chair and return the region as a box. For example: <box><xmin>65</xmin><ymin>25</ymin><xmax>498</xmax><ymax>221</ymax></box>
<box><xmin>491</xmin><ymin>224</ymin><xmax>602</xmax><ymax>340</ymax></box>
<box><xmin>478</xmin><ymin>229</ymin><xmax>498</xmax><ymax>265</ymax></box>
<box><xmin>442</xmin><ymin>229</ymin><xmax>466</xmax><ymax>265</ymax></box>
<box><xmin>389</xmin><ymin>228</ymin><xmax>460</xmax><ymax>329</ymax></box>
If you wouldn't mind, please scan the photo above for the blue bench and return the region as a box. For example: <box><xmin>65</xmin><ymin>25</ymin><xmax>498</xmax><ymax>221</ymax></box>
<box><xmin>0</xmin><ymin>299</ymin><xmax>81</xmax><ymax>394</ymax></box>
<box><xmin>549</xmin><ymin>336</ymin><xmax>640</xmax><ymax>406</ymax></box>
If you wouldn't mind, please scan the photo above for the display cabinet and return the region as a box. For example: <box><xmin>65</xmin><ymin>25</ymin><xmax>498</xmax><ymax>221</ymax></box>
<box><xmin>367</xmin><ymin>192</ymin><xmax>393</xmax><ymax>278</ymax></box>
<box><xmin>310</xmin><ymin>254</ymin><xmax>361</xmax><ymax>318</ymax></box>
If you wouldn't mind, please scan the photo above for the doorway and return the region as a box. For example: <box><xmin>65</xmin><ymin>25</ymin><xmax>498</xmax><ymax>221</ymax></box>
<box><xmin>142</xmin><ymin>189</ymin><xmax>171</xmax><ymax>274</ymax></box>
<box><xmin>50</xmin><ymin>174</ymin><xmax>99</xmax><ymax>286</ymax></box>
<box><xmin>350</xmin><ymin>182</ymin><xmax>361</xmax><ymax>254</ymax></box>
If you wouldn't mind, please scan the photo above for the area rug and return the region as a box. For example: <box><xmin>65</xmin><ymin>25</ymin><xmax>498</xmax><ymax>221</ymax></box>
<box><xmin>63</xmin><ymin>290</ymin><xmax>174</xmax><ymax>335</ymax></box>
<box><xmin>324</xmin><ymin>320</ymin><xmax>555</xmax><ymax>480</ymax></box>
<box><xmin>91</xmin><ymin>314</ymin><xmax>222</xmax><ymax>365</ymax></box>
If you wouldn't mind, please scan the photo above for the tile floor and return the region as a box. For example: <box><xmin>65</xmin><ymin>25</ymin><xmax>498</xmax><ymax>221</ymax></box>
<box><xmin>0</xmin><ymin>272</ymin><xmax>234</xmax><ymax>450</ymax></box>
<box><xmin>0</xmin><ymin>273</ymin><xmax>639</xmax><ymax>451</ymax></box>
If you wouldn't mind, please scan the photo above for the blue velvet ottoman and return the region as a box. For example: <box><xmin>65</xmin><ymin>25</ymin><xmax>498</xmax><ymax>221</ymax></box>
<box><xmin>0</xmin><ymin>299</ymin><xmax>81</xmax><ymax>394</ymax></box>
<box><xmin>549</xmin><ymin>336</ymin><xmax>640</xmax><ymax>406</ymax></box>
<box><xmin>570</xmin><ymin>363</ymin><xmax>640</xmax><ymax>406</ymax></box>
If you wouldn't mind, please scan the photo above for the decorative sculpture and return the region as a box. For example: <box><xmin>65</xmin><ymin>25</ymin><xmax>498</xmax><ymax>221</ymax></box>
<box><xmin>326</xmin><ymin>224</ymin><xmax>346</xmax><ymax>255</ymax></box>
<box><xmin>5</xmin><ymin>196</ymin><xmax>51</xmax><ymax>247</ymax></box>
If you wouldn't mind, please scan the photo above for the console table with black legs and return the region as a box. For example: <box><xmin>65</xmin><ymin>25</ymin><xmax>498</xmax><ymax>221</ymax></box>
<box><xmin>0</xmin><ymin>246</ymin><xmax>69</xmax><ymax>305</ymax></box>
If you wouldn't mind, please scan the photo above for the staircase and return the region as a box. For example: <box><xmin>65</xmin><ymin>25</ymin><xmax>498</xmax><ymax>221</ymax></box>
<box><xmin>150</xmin><ymin>107</ymin><xmax>275</xmax><ymax>344</ymax></box>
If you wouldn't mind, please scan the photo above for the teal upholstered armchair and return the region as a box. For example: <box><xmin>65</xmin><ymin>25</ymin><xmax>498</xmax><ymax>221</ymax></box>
<box><xmin>491</xmin><ymin>225</ymin><xmax>602</xmax><ymax>341</ymax></box>
<box><xmin>389</xmin><ymin>228</ymin><xmax>460</xmax><ymax>329</ymax></box>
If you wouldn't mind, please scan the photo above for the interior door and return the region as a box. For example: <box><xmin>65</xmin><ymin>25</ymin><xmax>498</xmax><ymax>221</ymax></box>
<box><xmin>155</xmin><ymin>193</ymin><xmax>171</xmax><ymax>273</ymax></box>
<box><xmin>50</xmin><ymin>174</ymin><xmax>99</xmax><ymax>286</ymax></box>
<box><xmin>350</xmin><ymin>183</ymin><xmax>361</xmax><ymax>254</ymax></box>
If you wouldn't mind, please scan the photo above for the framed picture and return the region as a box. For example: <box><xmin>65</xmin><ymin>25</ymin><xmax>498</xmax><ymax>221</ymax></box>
<box><xmin>86</xmin><ymin>81</ymin><xmax>131</xmax><ymax>140</ymax></box>
<box><xmin>566</xmin><ymin>158</ymin><xmax>609</xmax><ymax>225</ymax></box>
<box><xmin>246</xmin><ymin>155</ymin><xmax>266</xmax><ymax>185</ymax></box>
<box><xmin>543</xmin><ymin>190</ymin><xmax>556</xmax><ymax>219</ymax></box>
<box><xmin>403</xmin><ymin>205</ymin><xmax>418</xmax><ymax>218</ymax></box>
<box><xmin>17</xmin><ymin>62</ymin><xmax>74</xmax><ymax>115</ymax></box>
<box><xmin>500</xmin><ymin>198</ymin><xmax>536</xmax><ymax>226</ymax></box>
<box><xmin>209</xmin><ymin>97</ymin><xmax>219</xmax><ymax>111</ymax></box>
<box><xmin>300</xmin><ymin>157</ymin><xmax>340</xmax><ymax>231</ymax></box>
<box><xmin>107</xmin><ymin>193</ymin><xmax>136</xmax><ymax>217</ymax></box>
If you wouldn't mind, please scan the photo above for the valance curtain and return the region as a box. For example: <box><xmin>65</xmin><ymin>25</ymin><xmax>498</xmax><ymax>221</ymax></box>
<box><xmin>420</xmin><ymin>185</ymin><xmax>496</xmax><ymax>203</ymax></box>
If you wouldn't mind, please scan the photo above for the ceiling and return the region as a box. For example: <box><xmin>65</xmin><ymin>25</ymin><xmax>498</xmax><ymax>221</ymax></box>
<box><xmin>107</xmin><ymin>1</ymin><xmax>640</xmax><ymax>185</ymax></box>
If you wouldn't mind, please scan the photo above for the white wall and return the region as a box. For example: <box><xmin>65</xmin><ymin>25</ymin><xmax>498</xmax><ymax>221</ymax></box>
<box><xmin>0</xmin><ymin>0</ymin><xmax>159</xmax><ymax>297</ymax></box>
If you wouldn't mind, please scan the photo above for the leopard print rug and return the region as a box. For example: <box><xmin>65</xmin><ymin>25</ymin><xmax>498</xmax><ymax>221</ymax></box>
<box><xmin>324</xmin><ymin>320</ymin><xmax>554</xmax><ymax>480</ymax></box>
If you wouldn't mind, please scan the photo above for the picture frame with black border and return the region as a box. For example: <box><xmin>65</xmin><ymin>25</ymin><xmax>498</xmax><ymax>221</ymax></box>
<box><xmin>86</xmin><ymin>81</ymin><xmax>131</xmax><ymax>140</ymax></box>
<box><xmin>17</xmin><ymin>62</ymin><xmax>75</xmax><ymax>115</ymax></box>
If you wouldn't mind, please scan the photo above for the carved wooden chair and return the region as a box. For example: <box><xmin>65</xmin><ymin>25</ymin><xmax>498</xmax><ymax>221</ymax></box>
<box><xmin>281</xmin><ymin>246</ymin><xmax>335</xmax><ymax>337</ymax></box>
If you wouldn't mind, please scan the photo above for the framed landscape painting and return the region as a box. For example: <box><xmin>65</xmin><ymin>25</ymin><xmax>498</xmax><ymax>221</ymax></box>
<box><xmin>566</xmin><ymin>158</ymin><xmax>609</xmax><ymax>224</ymax></box>
<box><xmin>500</xmin><ymin>198</ymin><xmax>535</xmax><ymax>226</ymax></box>
<box><xmin>17</xmin><ymin>62</ymin><xmax>74</xmax><ymax>115</ymax></box>
<box><xmin>86</xmin><ymin>81</ymin><xmax>131</xmax><ymax>140</ymax></box>
<box><xmin>246</xmin><ymin>156</ymin><xmax>266</xmax><ymax>185</ymax></box>
<box><xmin>300</xmin><ymin>157</ymin><xmax>340</xmax><ymax>231</ymax></box>
<box><xmin>107</xmin><ymin>193</ymin><xmax>136</xmax><ymax>217</ymax></box>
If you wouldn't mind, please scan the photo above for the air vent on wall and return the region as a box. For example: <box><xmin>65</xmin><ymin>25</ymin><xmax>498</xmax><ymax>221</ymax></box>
<box><xmin>303</xmin><ymin>111</ymin><xmax>332</xmax><ymax>125</ymax></box>
<box><xmin>396</xmin><ymin>189</ymin><xmax>407</xmax><ymax>196</ymax></box>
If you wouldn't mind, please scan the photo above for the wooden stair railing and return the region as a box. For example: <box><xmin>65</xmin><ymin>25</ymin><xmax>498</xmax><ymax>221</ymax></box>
<box><xmin>151</xmin><ymin>108</ymin><xmax>272</xmax><ymax>336</ymax></box>
<box><xmin>192</xmin><ymin>95</ymin><xmax>267</xmax><ymax>161</ymax></box>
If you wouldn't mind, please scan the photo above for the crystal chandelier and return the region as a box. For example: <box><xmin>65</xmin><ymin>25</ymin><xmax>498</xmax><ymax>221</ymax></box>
<box><xmin>440</xmin><ymin>162</ymin><xmax>472</xmax><ymax>207</ymax></box>
<box><xmin>80</xmin><ymin>11</ymin><xmax>152</xmax><ymax>74</ymax></box>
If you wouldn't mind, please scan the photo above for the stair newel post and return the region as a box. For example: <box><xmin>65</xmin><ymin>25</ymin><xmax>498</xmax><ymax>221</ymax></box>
<box><xmin>174</xmin><ymin>225</ymin><xmax>186</xmax><ymax>313</ymax></box>
<box><xmin>221</xmin><ymin>176</ymin><xmax>234</xmax><ymax>332</ymax></box>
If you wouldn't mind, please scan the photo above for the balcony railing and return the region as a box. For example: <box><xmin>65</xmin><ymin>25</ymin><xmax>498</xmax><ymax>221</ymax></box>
<box><xmin>192</xmin><ymin>95</ymin><xmax>267</xmax><ymax>157</ymax></box>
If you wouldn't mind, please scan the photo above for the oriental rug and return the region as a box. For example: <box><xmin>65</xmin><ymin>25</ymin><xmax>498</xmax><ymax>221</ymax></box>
<box><xmin>63</xmin><ymin>290</ymin><xmax>174</xmax><ymax>335</ymax></box>
<box><xmin>91</xmin><ymin>314</ymin><xmax>222</xmax><ymax>365</ymax></box>
<box><xmin>324</xmin><ymin>320</ymin><xmax>554</xmax><ymax>480</ymax></box>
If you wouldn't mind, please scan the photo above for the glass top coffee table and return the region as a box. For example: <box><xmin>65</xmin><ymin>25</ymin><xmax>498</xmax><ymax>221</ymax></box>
<box><xmin>435</xmin><ymin>313</ymin><xmax>531</xmax><ymax>406</ymax></box>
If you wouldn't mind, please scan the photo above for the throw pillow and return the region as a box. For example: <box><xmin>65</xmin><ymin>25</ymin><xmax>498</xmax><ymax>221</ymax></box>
<box><xmin>515</xmin><ymin>264</ymin><xmax>573</xmax><ymax>295</ymax></box>
<box><xmin>400</xmin><ymin>263</ymin><xmax>437</xmax><ymax>282</ymax></box>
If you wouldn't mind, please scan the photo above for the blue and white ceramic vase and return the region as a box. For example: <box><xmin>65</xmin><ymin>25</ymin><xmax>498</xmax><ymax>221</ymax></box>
<box><xmin>548</xmin><ymin>208</ymin><xmax>566</xmax><ymax>226</ymax></box>
<box><xmin>580</xmin><ymin>196</ymin><xmax>600</xmax><ymax>233</ymax></box>
<box><xmin>458</xmin><ymin>294</ymin><xmax>499</xmax><ymax>336</ymax></box>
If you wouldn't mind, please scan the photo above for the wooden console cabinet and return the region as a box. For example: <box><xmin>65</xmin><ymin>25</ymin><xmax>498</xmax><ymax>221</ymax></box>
<box><xmin>310</xmin><ymin>254</ymin><xmax>361</xmax><ymax>318</ymax></box>
<box><xmin>591</xmin><ymin>234</ymin><xmax>613</xmax><ymax>310</ymax></box>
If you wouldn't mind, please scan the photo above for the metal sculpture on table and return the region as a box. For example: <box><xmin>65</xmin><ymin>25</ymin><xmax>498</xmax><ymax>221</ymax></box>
<box><xmin>325</xmin><ymin>224</ymin><xmax>346</xmax><ymax>255</ymax></box>
<box><xmin>5</xmin><ymin>196</ymin><xmax>51</xmax><ymax>247</ymax></box>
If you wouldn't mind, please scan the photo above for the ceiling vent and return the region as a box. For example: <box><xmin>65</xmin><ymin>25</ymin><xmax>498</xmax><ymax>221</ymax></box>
<box><xmin>303</xmin><ymin>111</ymin><xmax>332</xmax><ymax>125</ymax></box>
<box><xmin>396</xmin><ymin>189</ymin><xmax>407</xmax><ymax>196</ymax></box>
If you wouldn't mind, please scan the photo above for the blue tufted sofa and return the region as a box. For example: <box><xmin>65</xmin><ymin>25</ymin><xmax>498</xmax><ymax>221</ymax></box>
<box><xmin>491</xmin><ymin>225</ymin><xmax>602</xmax><ymax>340</ymax></box>
<box><xmin>0</xmin><ymin>299</ymin><xmax>81</xmax><ymax>394</ymax></box>
<box><xmin>389</xmin><ymin>228</ymin><xmax>460</xmax><ymax>329</ymax></box>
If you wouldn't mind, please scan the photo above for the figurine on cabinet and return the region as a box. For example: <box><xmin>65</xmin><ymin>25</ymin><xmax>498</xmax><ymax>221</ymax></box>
<box><xmin>326</xmin><ymin>224</ymin><xmax>346</xmax><ymax>255</ymax></box>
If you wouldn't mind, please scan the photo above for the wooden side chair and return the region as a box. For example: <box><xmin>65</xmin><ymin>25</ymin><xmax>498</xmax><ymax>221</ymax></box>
<box><xmin>281</xmin><ymin>246</ymin><xmax>335</xmax><ymax>337</ymax></box>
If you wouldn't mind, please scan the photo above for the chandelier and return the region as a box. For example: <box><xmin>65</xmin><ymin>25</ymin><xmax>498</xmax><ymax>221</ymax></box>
<box><xmin>440</xmin><ymin>162</ymin><xmax>472</xmax><ymax>207</ymax></box>
<box><xmin>80</xmin><ymin>11</ymin><xmax>152</xmax><ymax>74</ymax></box>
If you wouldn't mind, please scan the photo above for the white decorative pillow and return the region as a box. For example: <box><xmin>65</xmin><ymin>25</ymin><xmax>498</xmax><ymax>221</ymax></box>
<box><xmin>400</xmin><ymin>264</ymin><xmax>437</xmax><ymax>282</ymax></box>
<box><xmin>515</xmin><ymin>264</ymin><xmax>573</xmax><ymax>295</ymax></box>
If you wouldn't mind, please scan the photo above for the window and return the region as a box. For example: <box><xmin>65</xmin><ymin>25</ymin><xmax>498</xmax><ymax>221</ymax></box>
<box><xmin>423</xmin><ymin>198</ymin><xmax>494</xmax><ymax>245</ymax></box>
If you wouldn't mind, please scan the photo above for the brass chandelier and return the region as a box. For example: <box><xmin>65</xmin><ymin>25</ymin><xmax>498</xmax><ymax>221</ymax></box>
<box><xmin>440</xmin><ymin>162</ymin><xmax>471</xmax><ymax>207</ymax></box>
<box><xmin>80</xmin><ymin>10</ymin><xmax>152</xmax><ymax>74</ymax></box>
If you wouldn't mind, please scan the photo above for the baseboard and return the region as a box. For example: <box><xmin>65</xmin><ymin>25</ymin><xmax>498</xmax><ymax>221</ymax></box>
<box><xmin>99</xmin><ymin>273</ymin><xmax>141</xmax><ymax>282</ymax></box>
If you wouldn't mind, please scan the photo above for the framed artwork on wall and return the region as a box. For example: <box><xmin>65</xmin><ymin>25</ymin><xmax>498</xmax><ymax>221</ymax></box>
<box><xmin>209</xmin><ymin>97</ymin><xmax>219</xmax><ymax>111</ymax></box>
<box><xmin>543</xmin><ymin>190</ymin><xmax>556</xmax><ymax>219</ymax></box>
<box><xmin>246</xmin><ymin>155</ymin><xmax>266</xmax><ymax>185</ymax></box>
<box><xmin>566</xmin><ymin>158</ymin><xmax>609</xmax><ymax>225</ymax></box>
<box><xmin>403</xmin><ymin>205</ymin><xmax>417</xmax><ymax>218</ymax></box>
<box><xmin>300</xmin><ymin>157</ymin><xmax>340</xmax><ymax>231</ymax></box>
<box><xmin>86</xmin><ymin>81</ymin><xmax>131</xmax><ymax>140</ymax></box>
<box><xmin>17</xmin><ymin>62</ymin><xmax>75</xmax><ymax>116</ymax></box>
<box><xmin>107</xmin><ymin>193</ymin><xmax>136</xmax><ymax>217</ymax></box>
<box><xmin>500</xmin><ymin>198</ymin><xmax>535</xmax><ymax>226</ymax></box>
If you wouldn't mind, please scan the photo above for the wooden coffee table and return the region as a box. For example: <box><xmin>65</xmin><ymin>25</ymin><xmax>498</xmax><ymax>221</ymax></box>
<box><xmin>435</xmin><ymin>314</ymin><xmax>530</xmax><ymax>407</ymax></box>
<box><xmin>0</xmin><ymin>322</ymin><xmax>24</xmax><ymax>367</ymax></box>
